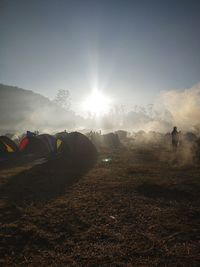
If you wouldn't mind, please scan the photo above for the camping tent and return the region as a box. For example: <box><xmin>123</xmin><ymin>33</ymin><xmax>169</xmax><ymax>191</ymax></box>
<box><xmin>0</xmin><ymin>136</ymin><xmax>18</xmax><ymax>161</ymax></box>
<box><xmin>37</xmin><ymin>134</ymin><xmax>56</xmax><ymax>153</ymax></box>
<box><xmin>101</xmin><ymin>133</ymin><xmax>121</xmax><ymax>148</ymax></box>
<box><xmin>115</xmin><ymin>130</ymin><xmax>128</xmax><ymax>140</ymax></box>
<box><xmin>0</xmin><ymin>136</ymin><xmax>18</xmax><ymax>154</ymax></box>
<box><xmin>55</xmin><ymin>131</ymin><xmax>70</xmax><ymax>155</ymax></box>
<box><xmin>19</xmin><ymin>134</ymin><xmax>56</xmax><ymax>157</ymax></box>
<box><xmin>56</xmin><ymin>131</ymin><xmax>97</xmax><ymax>161</ymax></box>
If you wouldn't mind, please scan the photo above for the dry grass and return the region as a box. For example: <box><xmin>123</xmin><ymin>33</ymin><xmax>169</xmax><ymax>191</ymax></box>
<box><xmin>0</xmin><ymin>144</ymin><xmax>200</xmax><ymax>266</ymax></box>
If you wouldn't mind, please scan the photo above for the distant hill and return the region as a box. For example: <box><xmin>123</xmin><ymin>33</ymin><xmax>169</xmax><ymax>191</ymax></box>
<box><xmin>0</xmin><ymin>84</ymin><xmax>78</xmax><ymax>133</ymax></box>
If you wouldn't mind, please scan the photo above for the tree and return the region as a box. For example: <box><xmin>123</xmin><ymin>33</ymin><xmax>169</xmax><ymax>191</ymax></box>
<box><xmin>53</xmin><ymin>89</ymin><xmax>71</xmax><ymax>110</ymax></box>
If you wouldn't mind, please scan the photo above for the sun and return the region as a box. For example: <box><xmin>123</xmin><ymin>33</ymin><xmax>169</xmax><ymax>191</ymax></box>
<box><xmin>83</xmin><ymin>89</ymin><xmax>111</xmax><ymax>116</ymax></box>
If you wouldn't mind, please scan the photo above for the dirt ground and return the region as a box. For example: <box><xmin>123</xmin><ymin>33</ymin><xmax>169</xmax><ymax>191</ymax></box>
<box><xmin>0</xmin><ymin>143</ymin><xmax>200</xmax><ymax>266</ymax></box>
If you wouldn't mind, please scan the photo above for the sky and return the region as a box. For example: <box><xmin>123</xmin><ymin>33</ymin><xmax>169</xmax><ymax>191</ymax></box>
<box><xmin>1</xmin><ymin>0</ymin><xmax>200</xmax><ymax>113</ymax></box>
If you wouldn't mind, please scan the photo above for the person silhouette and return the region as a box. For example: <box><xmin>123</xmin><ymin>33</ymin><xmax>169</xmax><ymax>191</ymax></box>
<box><xmin>171</xmin><ymin>126</ymin><xmax>179</xmax><ymax>150</ymax></box>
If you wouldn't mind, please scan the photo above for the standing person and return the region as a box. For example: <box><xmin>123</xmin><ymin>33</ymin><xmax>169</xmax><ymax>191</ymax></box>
<box><xmin>171</xmin><ymin>126</ymin><xmax>179</xmax><ymax>150</ymax></box>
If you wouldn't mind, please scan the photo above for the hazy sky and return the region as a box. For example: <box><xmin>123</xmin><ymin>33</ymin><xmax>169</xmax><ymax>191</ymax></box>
<box><xmin>1</xmin><ymin>0</ymin><xmax>200</xmax><ymax>112</ymax></box>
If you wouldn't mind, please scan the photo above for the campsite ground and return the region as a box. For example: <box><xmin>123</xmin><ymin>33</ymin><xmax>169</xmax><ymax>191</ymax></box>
<box><xmin>0</xmin><ymin>142</ymin><xmax>200</xmax><ymax>266</ymax></box>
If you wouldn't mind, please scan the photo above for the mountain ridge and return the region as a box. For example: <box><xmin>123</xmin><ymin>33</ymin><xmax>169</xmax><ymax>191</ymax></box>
<box><xmin>0</xmin><ymin>84</ymin><xmax>76</xmax><ymax>133</ymax></box>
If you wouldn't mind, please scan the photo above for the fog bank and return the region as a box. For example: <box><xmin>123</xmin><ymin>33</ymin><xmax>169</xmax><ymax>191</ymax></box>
<box><xmin>1</xmin><ymin>83</ymin><xmax>200</xmax><ymax>135</ymax></box>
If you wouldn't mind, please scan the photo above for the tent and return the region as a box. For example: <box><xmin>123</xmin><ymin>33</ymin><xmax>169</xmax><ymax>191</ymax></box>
<box><xmin>101</xmin><ymin>133</ymin><xmax>121</xmax><ymax>148</ymax></box>
<box><xmin>37</xmin><ymin>134</ymin><xmax>56</xmax><ymax>153</ymax></box>
<box><xmin>56</xmin><ymin>131</ymin><xmax>97</xmax><ymax>161</ymax></box>
<box><xmin>0</xmin><ymin>136</ymin><xmax>18</xmax><ymax>154</ymax></box>
<box><xmin>19</xmin><ymin>134</ymin><xmax>56</xmax><ymax>157</ymax></box>
<box><xmin>55</xmin><ymin>131</ymin><xmax>70</xmax><ymax>155</ymax></box>
<box><xmin>115</xmin><ymin>130</ymin><xmax>128</xmax><ymax>140</ymax></box>
<box><xmin>55</xmin><ymin>131</ymin><xmax>68</xmax><ymax>139</ymax></box>
<box><xmin>184</xmin><ymin>132</ymin><xmax>198</xmax><ymax>142</ymax></box>
<box><xmin>0</xmin><ymin>136</ymin><xmax>18</xmax><ymax>161</ymax></box>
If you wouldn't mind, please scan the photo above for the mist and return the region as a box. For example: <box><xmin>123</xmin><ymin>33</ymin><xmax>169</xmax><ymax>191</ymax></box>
<box><xmin>0</xmin><ymin>84</ymin><xmax>83</xmax><ymax>134</ymax></box>
<box><xmin>78</xmin><ymin>83</ymin><xmax>200</xmax><ymax>135</ymax></box>
<box><xmin>159</xmin><ymin>83</ymin><xmax>200</xmax><ymax>133</ymax></box>
<box><xmin>1</xmin><ymin>83</ymin><xmax>200</xmax><ymax>136</ymax></box>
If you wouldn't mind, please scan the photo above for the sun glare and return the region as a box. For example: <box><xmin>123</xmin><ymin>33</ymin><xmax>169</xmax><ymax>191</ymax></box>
<box><xmin>83</xmin><ymin>89</ymin><xmax>111</xmax><ymax>116</ymax></box>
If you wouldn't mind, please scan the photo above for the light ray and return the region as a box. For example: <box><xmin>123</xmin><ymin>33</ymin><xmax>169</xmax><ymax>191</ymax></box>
<box><xmin>83</xmin><ymin>89</ymin><xmax>111</xmax><ymax>116</ymax></box>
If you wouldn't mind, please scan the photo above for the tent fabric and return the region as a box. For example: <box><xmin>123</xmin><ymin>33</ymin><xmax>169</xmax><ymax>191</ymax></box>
<box><xmin>59</xmin><ymin>131</ymin><xmax>97</xmax><ymax>161</ymax></box>
<box><xmin>115</xmin><ymin>130</ymin><xmax>128</xmax><ymax>140</ymax></box>
<box><xmin>37</xmin><ymin>134</ymin><xmax>56</xmax><ymax>153</ymax></box>
<box><xmin>0</xmin><ymin>136</ymin><xmax>18</xmax><ymax>154</ymax></box>
<box><xmin>102</xmin><ymin>133</ymin><xmax>121</xmax><ymax>148</ymax></box>
<box><xmin>55</xmin><ymin>132</ymin><xmax>71</xmax><ymax>155</ymax></box>
<box><xmin>3</xmin><ymin>142</ymin><xmax>14</xmax><ymax>152</ymax></box>
<box><xmin>56</xmin><ymin>139</ymin><xmax>62</xmax><ymax>149</ymax></box>
<box><xmin>19</xmin><ymin>137</ymin><xmax>29</xmax><ymax>151</ymax></box>
<box><xmin>55</xmin><ymin>131</ymin><xmax>68</xmax><ymax>139</ymax></box>
<box><xmin>19</xmin><ymin>134</ymin><xmax>56</xmax><ymax>156</ymax></box>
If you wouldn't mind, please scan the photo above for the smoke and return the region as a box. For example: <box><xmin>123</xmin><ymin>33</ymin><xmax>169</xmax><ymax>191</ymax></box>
<box><xmin>158</xmin><ymin>83</ymin><xmax>200</xmax><ymax>133</ymax></box>
<box><xmin>1</xmin><ymin>83</ymin><xmax>200</xmax><ymax>136</ymax></box>
<box><xmin>159</xmin><ymin>139</ymin><xmax>198</xmax><ymax>167</ymax></box>
<box><xmin>94</xmin><ymin>83</ymin><xmax>200</xmax><ymax>134</ymax></box>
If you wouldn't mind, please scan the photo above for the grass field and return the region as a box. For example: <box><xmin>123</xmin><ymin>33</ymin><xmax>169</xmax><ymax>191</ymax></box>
<box><xmin>0</xmin><ymin>143</ymin><xmax>200</xmax><ymax>266</ymax></box>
